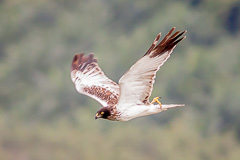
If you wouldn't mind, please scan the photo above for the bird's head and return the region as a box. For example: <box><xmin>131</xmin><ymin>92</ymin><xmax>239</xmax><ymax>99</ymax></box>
<box><xmin>95</xmin><ymin>107</ymin><xmax>111</xmax><ymax>120</ymax></box>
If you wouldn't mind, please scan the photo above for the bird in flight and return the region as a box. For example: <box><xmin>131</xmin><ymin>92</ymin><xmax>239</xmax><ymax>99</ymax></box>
<box><xmin>71</xmin><ymin>27</ymin><xmax>186</xmax><ymax>121</ymax></box>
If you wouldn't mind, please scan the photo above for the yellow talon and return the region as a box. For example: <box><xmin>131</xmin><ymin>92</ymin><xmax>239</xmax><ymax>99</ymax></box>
<box><xmin>151</xmin><ymin>97</ymin><xmax>162</xmax><ymax>109</ymax></box>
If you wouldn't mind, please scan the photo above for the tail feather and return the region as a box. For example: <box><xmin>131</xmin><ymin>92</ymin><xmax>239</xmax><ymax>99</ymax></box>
<box><xmin>162</xmin><ymin>104</ymin><xmax>185</xmax><ymax>110</ymax></box>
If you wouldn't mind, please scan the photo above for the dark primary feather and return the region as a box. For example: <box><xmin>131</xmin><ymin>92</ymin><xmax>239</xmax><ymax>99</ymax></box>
<box><xmin>71</xmin><ymin>53</ymin><xmax>97</xmax><ymax>71</ymax></box>
<box><xmin>144</xmin><ymin>27</ymin><xmax>186</xmax><ymax>58</ymax></box>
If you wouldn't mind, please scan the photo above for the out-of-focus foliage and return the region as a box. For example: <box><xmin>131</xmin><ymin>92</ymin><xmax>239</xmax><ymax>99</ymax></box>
<box><xmin>0</xmin><ymin>0</ymin><xmax>240</xmax><ymax>159</ymax></box>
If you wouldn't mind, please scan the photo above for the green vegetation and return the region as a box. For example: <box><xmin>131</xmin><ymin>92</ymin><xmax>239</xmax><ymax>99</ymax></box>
<box><xmin>0</xmin><ymin>0</ymin><xmax>240</xmax><ymax>159</ymax></box>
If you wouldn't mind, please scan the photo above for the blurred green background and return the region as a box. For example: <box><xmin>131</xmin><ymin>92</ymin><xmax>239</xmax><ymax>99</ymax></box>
<box><xmin>1</xmin><ymin>0</ymin><xmax>240</xmax><ymax>159</ymax></box>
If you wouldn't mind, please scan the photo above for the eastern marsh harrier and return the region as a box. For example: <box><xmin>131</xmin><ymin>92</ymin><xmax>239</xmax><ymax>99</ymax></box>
<box><xmin>71</xmin><ymin>27</ymin><xmax>186</xmax><ymax>121</ymax></box>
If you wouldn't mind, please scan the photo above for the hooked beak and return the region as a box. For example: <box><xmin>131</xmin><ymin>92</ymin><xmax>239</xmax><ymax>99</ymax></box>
<box><xmin>95</xmin><ymin>113</ymin><xmax>100</xmax><ymax>120</ymax></box>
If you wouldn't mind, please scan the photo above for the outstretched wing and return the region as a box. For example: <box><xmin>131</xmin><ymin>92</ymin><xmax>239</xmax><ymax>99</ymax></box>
<box><xmin>117</xmin><ymin>27</ymin><xmax>186</xmax><ymax>109</ymax></box>
<box><xmin>71</xmin><ymin>53</ymin><xmax>119</xmax><ymax>107</ymax></box>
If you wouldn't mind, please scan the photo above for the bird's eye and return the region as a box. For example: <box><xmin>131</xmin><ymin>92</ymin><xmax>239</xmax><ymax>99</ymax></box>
<box><xmin>101</xmin><ymin>112</ymin><xmax>104</xmax><ymax>115</ymax></box>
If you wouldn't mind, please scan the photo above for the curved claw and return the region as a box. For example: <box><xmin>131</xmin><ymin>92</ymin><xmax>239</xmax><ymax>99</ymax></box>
<box><xmin>151</xmin><ymin>97</ymin><xmax>162</xmax><ymax>109</ymax></box>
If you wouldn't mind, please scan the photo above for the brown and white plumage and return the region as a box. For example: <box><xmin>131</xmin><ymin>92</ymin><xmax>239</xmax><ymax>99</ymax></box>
<box><xmin>71</xmin><ymin>27</ymin><xmax>186</xmax><ymax>121</ymax></box>
<box><xmin>71</xmin><ymin>54</ymin><xmax>119</xmax><ymax>107</ymax></box>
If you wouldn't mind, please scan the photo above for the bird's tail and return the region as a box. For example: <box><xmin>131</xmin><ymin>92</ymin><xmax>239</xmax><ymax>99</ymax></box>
<box><xmin>161</xmin><ymin>104</ymin><xmax>185</xmax><ymax>110</ymax></box>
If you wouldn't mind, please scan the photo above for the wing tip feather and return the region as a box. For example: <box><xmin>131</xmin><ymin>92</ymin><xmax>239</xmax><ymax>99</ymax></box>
<box><xmin>71</xmin><ymin>53</ymin><xmax>98</xmax><ymax>71</ymax></box>
<box><xmin>145</xmin><ymin>27</ymin><xmax>186</xmax><ymax>58</ymax></box>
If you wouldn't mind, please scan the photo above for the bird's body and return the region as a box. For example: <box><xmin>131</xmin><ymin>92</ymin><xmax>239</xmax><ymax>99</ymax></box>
<box><xmin>71</xmin><ymin>27</ymin><xmax>186</xmax><ymax>121</ymax></box>
<box><xmin>113</xmin><ymin>104</ymin><xmax>172</xmax><ymax>121</ymax></box>
<box><xmin>103</xmin><ymin>104</ymin><xmax>184</xmax><ymax>121</ymax></box>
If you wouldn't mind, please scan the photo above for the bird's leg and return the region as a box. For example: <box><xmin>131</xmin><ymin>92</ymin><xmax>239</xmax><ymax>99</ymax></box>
<box><xmin>150</xmin><ymin>97</ymin><xmax>162</xmax><ymax>109</ymax></box>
